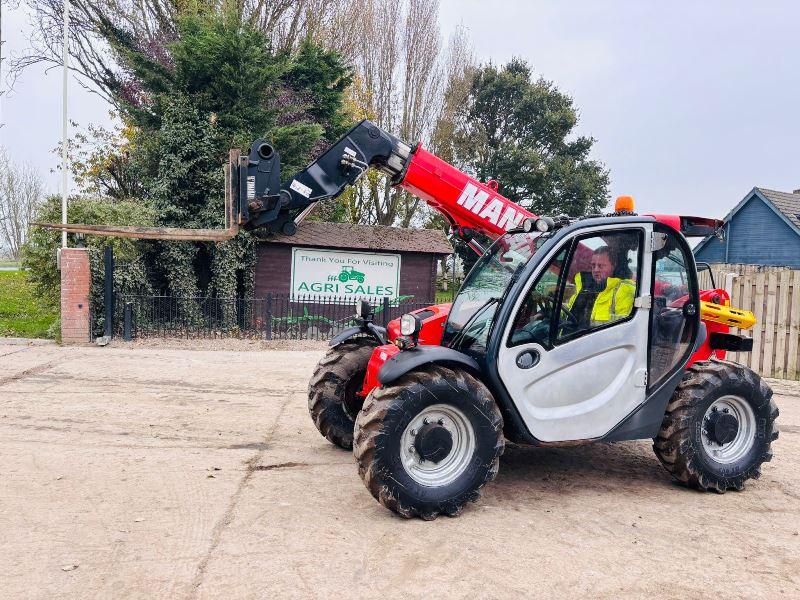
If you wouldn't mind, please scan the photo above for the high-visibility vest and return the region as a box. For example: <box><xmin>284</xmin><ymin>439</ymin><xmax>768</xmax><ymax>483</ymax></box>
<box><xmin>568</xmin><ymin>273</ymin><xmax>636</xmax><ymax>326</ymax></box>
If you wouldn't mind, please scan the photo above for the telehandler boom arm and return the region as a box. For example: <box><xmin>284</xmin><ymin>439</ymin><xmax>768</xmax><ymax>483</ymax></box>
<box><xmin>237</xmin><ymin>119</ymin><xmax>534</xmax><ymax>241</ymax></box>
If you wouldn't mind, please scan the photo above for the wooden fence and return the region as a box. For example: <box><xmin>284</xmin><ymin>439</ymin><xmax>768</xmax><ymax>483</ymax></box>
<box><xmin>698</xmin><ymin>263</ymin><xmax>800</xmax><ymax>380</ymax></box>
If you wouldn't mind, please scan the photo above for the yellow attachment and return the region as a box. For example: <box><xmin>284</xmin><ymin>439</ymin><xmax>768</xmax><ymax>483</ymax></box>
<box><xmin>700</xmin><ymin>301</ymin><xmax>756</xmax><ymax>330</ymax></box>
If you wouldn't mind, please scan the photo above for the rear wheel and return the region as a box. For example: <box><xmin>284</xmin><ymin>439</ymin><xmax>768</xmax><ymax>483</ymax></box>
<box><xmin>308</xmin><ymin>338</ymin><xmax>377</xmax><ymax>449</ymax></box>
<box><xmin>653</xmin><ymin>359</ymin><xmax>778</xmax><ymax>492</ymax></box>
<box><xmin>353</xmin><ymin>365</ymin><xmax>504</xmax><ymax>519</ymax></box>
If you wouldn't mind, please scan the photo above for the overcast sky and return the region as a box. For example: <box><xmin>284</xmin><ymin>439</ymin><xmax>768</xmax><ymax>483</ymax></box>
<box><xmin>2</xmin><ymin>1</ymin><xmax>798</xmax><ymax>219</ymax></box>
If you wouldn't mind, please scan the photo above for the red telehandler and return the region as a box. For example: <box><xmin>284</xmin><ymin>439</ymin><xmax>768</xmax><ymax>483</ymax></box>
<box><xmin>46</xmin><ymin>120</ymin><xmax>778</xmax><ymax>520</ymax></box>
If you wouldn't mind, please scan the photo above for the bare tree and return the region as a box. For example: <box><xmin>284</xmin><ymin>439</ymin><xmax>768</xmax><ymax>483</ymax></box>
<box><xmin>1</xmin><ymin>1</ymin><xmax>25</xmax><ymax>131</ymax></box>
<box><xmin>0</xmin><ymin>149</ymin><xmax>44</xmax><ymax>259</ymax></box>
<box><xmin>12</xmin><ymin>1</ymin><xmax>165</xmax><ymax>105</ymax></box>
<box><xmin>328</xmin><ymin>0</ymin><xmax>452</xmax><ymax>227</ymax></box>
<box><xmin>429</xmin><ymin>23</ymin><xmax>474</xmax><ymax>162</ymax></box>
<box><xmin>12</xmin><ymin>0</ymin><xmax>350</xmax><ymax>106</ymax></box>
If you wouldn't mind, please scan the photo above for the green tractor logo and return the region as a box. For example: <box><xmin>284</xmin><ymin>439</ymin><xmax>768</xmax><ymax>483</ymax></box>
<box><xmin>338</xmin><ymin>266</ymin><xmax>365</xmax><ymax>284</ymax></box>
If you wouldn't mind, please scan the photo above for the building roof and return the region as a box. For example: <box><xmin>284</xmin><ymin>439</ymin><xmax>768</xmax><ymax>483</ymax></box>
<box><xmin>693</xmin><ymin>187</ymin><xmax>800</xmax><ymax>254</ymax></box>
<box><xmin>757</xmin><ymin>188</ymin><xmax>800</xmax><ymax>232</ymax></box>
<box><xmin>262</xmin><ymin>221</ymin><xmax>453</xmax><ymax>254</ymax></box>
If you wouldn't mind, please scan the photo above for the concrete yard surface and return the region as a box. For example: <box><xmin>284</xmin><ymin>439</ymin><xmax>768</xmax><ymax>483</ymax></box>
<box><xmin>1</xmin><ymin>342</ymin><xmax>799</xmax><ymax>599</ymax></box>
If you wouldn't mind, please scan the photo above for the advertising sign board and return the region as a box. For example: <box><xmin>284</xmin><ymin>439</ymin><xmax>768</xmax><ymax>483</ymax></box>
<box><xmin>290</xmin><ymin>248</ymin><xmax>401</xmax><ymax>300</ymax></box>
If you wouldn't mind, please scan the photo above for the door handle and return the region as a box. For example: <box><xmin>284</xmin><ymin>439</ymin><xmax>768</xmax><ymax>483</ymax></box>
<box><xmin>516</xmin><ymin>349</ymin><xmax>540</xmax><ymax>369</ymax></box>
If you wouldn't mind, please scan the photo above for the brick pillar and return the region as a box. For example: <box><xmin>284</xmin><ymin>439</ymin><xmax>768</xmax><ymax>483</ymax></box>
<box><xmin>60</xmin><ymin>248</ymin><xmax>92</xmax><ymax>344</ymax></box>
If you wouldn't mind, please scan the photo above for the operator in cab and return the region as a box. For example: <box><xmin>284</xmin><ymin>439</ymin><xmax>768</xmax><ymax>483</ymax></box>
<box><xmin>567</xmin><ymin>246</ymin><xmax>636</xmax><ymax>330</ymax></box>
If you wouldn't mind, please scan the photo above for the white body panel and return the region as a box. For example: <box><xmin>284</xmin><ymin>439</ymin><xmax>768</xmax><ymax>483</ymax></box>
<box><xmin>497</xmin><ymin>223</ymin><xmax>653</xmax><ymax>442</ymax></box>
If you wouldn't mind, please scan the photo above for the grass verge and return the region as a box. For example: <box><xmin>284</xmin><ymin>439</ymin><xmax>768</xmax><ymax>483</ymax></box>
<box><xmin>0</xmin><ymin>271</ymin><xmax>59</xmax><ymax>339</ymax></box>
<box><xmin>435</xmin><ymin>290</ymin><xmax>455</xmax><ymax>304</ymax></box>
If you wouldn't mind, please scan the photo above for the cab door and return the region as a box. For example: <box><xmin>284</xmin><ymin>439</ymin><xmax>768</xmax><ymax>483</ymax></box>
<box><xmin>496</xmin><ymin>224</ymin><xmax>653</xmax><ymax>442</ymax></box>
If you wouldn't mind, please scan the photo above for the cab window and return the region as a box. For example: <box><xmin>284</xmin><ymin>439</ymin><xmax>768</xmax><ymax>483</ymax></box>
<box><xmin>507</xmin><ymin>247</ymin><xmax>568</xmax><ymax>348</ymax></box>
<box><xmin>508</xmin><ymin>229</ymin><xmax>642</xmax><ymax>348</ymax></box>
<box><xmin>649</xmin><ymin>228</ymin><xmax>699</xmax><ymax>386</ymax></box>
<box><xmin>556</xmin><ymin>231</ymin><xmax>641</xmax><ymax>343</ymax></box>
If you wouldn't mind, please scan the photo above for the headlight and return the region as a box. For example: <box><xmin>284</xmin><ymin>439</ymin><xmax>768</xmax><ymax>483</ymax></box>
<box><xmin>400</xmin><ymin>313</ymin><xmax>420</xmax><ymax>337</ymax></box>
<box><xmin>522</xmin><ymin>218</ymin><xmax>535</xmax><ymax>233</ymax></box>
<box><xmin>522</xmin><ymin>216</ymin><xmax>554</xmax><ymax>233</ymax></box>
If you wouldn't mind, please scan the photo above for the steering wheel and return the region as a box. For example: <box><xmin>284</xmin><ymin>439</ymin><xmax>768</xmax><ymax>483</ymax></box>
<box><xmin>529</xmin><ymin>292</ymin><xmax>579</xmax><ymax>328</ymax></box>
<box><xmin>510</xmin><ymin>293</ymin><xmax>580</xmax><ymax>346</ymax></box>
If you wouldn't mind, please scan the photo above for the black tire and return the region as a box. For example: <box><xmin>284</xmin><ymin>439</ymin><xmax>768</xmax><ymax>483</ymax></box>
<box><xmin>308</xmin><ymin>337</ymin><xmax>377</xmax><ymax>449</ymax></box>
<box><xmin>653</xmin><ymin>359</ymin><xmax>778</xmax><ymax>492</ymax></box>
<box><xmin>353</xmin><ymin>365</ymin><xmax>504</xmax><ymax>520</ymax></box>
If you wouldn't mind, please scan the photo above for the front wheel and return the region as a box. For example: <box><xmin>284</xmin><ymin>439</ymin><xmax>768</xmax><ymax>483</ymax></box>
<box><xmin>653</xmin><ymin>359</ymin><xmax>778</xmax><ymax>492</ymax></box>
<box><xmin>308</xmin><ymin>338</ymin><xmax>377</xmax><ymax>449</ymax></box>
<box><xmin>353</xmin><ymin>365</ymin><xmax>504</xmax><ymax>519</ymax></box>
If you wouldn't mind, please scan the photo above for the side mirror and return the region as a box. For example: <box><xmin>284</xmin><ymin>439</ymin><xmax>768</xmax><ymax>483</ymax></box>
<box><xmin>355</xmin><ymin>298</ymin><xmax>372</xmax><ymax>320</ymax></box>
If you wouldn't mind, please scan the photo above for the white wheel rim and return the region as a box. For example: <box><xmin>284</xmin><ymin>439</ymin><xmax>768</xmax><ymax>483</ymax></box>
<box><xmin>701</xmin><ymin>395</ymin><xmax>756</xmax><ymax>465</ymax></box>
<box><xmin>400</xmin><ymin>404</ymin><xmax>476</xmax><ymax>487</ymax></box>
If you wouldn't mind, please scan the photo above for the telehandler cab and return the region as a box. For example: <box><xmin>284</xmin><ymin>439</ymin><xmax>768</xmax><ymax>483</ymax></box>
<box><xmin>41</xmin><ymin>120</ymin><xmax>778</xmax><ymax>520</ymax></box>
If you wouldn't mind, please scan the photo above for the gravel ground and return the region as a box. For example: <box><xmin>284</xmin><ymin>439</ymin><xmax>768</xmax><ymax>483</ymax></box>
<box><xmin>123</xmin><ymin>336</ymin><xmax>330</xmax><ymax>352</ymax></box>
<box><xmin>1</xmin><ymin>340</ymin><xmax>798</xmax><ymax>599</ymax></box>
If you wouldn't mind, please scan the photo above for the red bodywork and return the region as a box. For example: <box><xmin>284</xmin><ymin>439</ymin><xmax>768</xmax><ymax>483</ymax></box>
<box><xmin>399</xmin><ymin>146</ymin><xmax>535</xmax><ymax>236</ymax></box>
<box><xmin>356</xmin><ymin>145</ymin><xmax>731</xmax><ymax>399</ymax></box>
<box><xmin>385</xmin><ymin>303</ymin><xmax>450</xmax><ymax>346</ymax></box>
<box><xmin>648</xmin><ymin>214</ymin><xmax>724</xmax><ymax>237</ymax></box>
<box><xmin>669</xmin><ymin>287</ymin><xmax>732</xmax><ymax>367</ymax></box>
<box><xmin>360</xmin><ymin>304</ymin><xmax>450</xmax><ymax>397</ymax></box>
<box><xmin>361</xmin><ymin>343</ymin><xmax>401</xmax><ymax>398</ymax></box>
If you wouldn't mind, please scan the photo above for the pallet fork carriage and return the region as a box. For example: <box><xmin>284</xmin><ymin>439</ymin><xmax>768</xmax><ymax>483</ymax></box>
<box><xmin>37</xmin><ymin>119</ymin><xmax>777</xmax><ymax>519</ymax></box>
<box><xmin>36</xmin><ymin>150</ymin><xmax>246</xmax><ymax>241</ymax></box>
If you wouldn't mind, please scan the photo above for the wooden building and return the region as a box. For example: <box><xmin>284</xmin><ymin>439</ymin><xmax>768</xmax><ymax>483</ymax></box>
<box><xmin>255</xmin><ymin>222</ymin><xmax>453</xmax><ymax>303</ymax></box>
<box><xmin>694</xmin><ymin>187</ymin><xmax>800</xmax><ymax>268</ymax></box>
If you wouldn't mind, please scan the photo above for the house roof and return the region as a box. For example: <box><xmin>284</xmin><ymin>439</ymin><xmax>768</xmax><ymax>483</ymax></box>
<box><xmin>262</xmin><ymin>221</ymin><xmax>453</xmax><ymax>254</ymax></box>
<box><xmin>757</xmin><ymin>188</ymin><xmax>800</xmax><ymax>232</ymax></box>
<box><xmin>694</xmin><ymin>187</ymin><xmax>800</xmax><ymax>254</ymax></box>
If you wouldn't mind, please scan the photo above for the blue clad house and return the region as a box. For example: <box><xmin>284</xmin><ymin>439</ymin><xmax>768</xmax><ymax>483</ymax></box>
<box><xmin>694</xmin><ymin>187</ymin><xmax>800</xmax><ymax>268</ymax></box>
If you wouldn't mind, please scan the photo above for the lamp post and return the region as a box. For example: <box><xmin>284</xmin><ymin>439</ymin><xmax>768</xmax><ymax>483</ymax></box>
<box><xmin>61</xmin><ymin>0</ymin><xmax>70</xmax><ymax>248</ymax></box>
<box><xmin>1</xmin><ymin>0</ymin><xmax>4</xmax><ymax>135</ymax></box>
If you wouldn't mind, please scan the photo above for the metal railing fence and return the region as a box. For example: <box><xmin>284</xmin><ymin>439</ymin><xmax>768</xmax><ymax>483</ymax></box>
<box><xmin>114</xmin><ymin>293</ymin><xmax>453</xmax><ymax>341</ymax></box>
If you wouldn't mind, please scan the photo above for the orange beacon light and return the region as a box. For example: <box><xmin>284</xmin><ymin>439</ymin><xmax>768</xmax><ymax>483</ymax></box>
<box><xmin>614</xmin><ymin>195</ymin><xmax>635</xmax><ymax>213</ymax></box>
